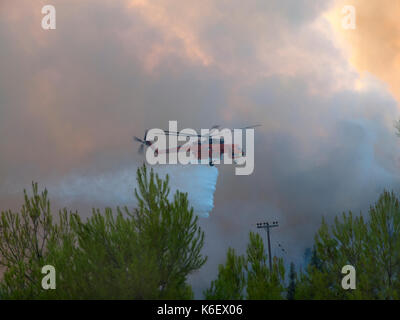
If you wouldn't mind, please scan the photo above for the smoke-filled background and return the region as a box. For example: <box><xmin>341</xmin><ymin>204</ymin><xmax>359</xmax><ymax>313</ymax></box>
<box><xmin>1</xmin><ymin>0</ymin><xmax>400</xmax><ymax>296</ymax></box>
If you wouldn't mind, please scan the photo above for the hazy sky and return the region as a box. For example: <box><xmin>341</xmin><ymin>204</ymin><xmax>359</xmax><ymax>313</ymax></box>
<box><xmin>1</xmin><ymin>0</ymin><xmax>400</xmax><ymax>296</ymax></box>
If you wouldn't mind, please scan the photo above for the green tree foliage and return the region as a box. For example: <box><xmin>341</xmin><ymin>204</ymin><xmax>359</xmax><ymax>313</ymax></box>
<box><xmin>204</xmin><ymin>232</ymin><xmax>285</xmax><ymax>300</ymax></box>
<box><xmin>296</xmin><ymin>190</ymin><xmax>400</xmax><ymax>299</ymax></box>
<box><xmin>0</xmin><ymin>183</ymin><xmax>71</xmax><ymax>299</ymax></box>
<box><xmin>0</xmin><ymin>165</ymin><xmax>206</xmax><ymax>299</ymax></box>
<box><xmin>245</xmin><ymin>232</ymin><xmax>285</xmax><ymax>299</ymax></box>
<box><xmin>203</xmin><ymin>248</ymin><xmax>246</xmax><ymax>300</ymax></box>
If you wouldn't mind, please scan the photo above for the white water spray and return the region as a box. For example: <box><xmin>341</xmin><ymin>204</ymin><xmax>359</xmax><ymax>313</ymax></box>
<box><xmin>50</xmin><ymin>164</ymin><xmax>219</xmax><ymax>217</ymax></box>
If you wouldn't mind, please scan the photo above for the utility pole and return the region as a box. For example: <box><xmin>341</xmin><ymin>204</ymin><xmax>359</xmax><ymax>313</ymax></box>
<box><xmin>256</xmin><ymin>221</ymin><xmax>279</xmax><ymax>271</ymax></box>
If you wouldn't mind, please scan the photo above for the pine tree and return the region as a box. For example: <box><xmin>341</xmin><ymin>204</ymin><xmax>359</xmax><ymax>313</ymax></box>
<box><xmin>245</xmin><ymin>232</ymin><xmax>285</xmax><ymax>299</ymax></box>
<box><xmin>296</xmin><ymin>190</ymin><xmax>400</xmax><ymax>299</ymax></box>
<box><xmin>0</xmin><ymin>165</ymin><xmax>207</xmax><ymax>299</ymax></box>
<box><xmin>204</xmin><ymin>232</ymin><xmax>285</xmax><ymax>300</ymax></box>
<box><xmin>287</xmin><ymin>262</ymin><xmax>296</xmax><ymax>300</ymax></box>
<box><xmin>203</xmin><ymin>248</ymin><xmax>246</xmax><ymax>300</ymax></box>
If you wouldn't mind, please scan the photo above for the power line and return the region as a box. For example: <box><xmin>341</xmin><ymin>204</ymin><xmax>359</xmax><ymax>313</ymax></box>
<box><xmin>256</xmin><ymin>221</ymin><xmax>279</xmax><ymax>270</ymax></box>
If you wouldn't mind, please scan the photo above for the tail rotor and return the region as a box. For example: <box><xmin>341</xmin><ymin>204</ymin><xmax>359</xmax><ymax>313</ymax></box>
<box><xmin>133</xmin><ymin>129</ymin><xmax>149</xmax><ymax>154</ymax></box>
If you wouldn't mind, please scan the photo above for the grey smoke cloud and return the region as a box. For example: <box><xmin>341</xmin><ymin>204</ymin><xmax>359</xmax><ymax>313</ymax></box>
<box><xmin>1</xmin><ymin>0</ymin><xmax>400</xmax><ymax>297</ymax></box>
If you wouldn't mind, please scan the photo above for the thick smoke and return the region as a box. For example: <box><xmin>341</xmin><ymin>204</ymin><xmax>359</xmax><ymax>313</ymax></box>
<box><xmin>327</xmin><ymin>0</ymin><xmax>400</xmax><ymax>102</ymax></box>
<box><xmin>49</xmin><ymin>164</ymin><xmax>219</xmax><ymax>218</ymax></box>
<box><xmin>3</xmin><ymin>0</ymin><xmax>400</xmax><ymax>298</ymax></box>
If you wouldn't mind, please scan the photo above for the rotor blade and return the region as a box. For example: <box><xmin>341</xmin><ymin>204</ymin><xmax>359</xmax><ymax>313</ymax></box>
<box><xmin>209</xmin><ymin>124</ymin><xmax>262</xmax><ymax>136</ymax></box>
<box><xmin>163</xmin><ymin>130</ymin><xmax>205</xmax><ymax>138</ymax></box>
<box><xmin>134</xmin><ymin>136</ymin><xmax>146</xmax><ymax>154</ymax></box>
<box><xmin>164</xmin><ymin>126</ymin><xmax>220</xmax><ymax>139</ymax></box>
<box><xmin>133</xmin><ymin>136</ymin><xmax>144</xmax><ymax>143</ymax></box>
<box><xmin>139</xmin><ymin>144</ymin><xmax>144</xmax><ymax>154</ymax></box>
<box><xmin>238</xmin><ymin>124</ymin><xmax>262</xmax><ymax>130</ymax></box>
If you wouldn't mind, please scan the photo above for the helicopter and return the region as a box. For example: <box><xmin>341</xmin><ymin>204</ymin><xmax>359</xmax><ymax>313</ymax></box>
<box><xmin>134</xmin><ymin>124</ymin><xmax>260</xmax><ymax>167</ymax></box>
